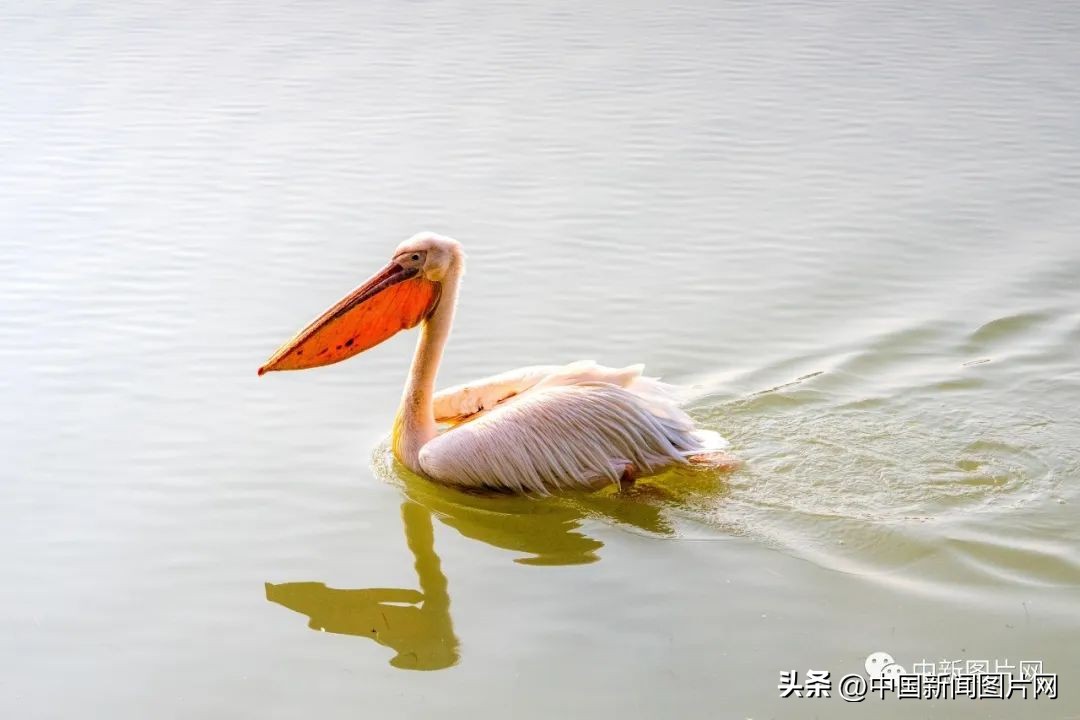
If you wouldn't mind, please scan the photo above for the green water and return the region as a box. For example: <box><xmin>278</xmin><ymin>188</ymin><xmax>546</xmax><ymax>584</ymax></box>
<box><xmin>3</xmin><ymin>1</ymin><xmax>1079</xmax><ymax>718</ymax></box>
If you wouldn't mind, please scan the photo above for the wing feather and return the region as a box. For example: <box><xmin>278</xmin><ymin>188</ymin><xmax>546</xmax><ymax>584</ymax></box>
<box><xmin>418</xmin><ymin>381</ymin><xmax>713</xmax><ymax>493</ymax></box>
<box><xmin>432</xmin><ymin>365</ymin><xmax>558</xmax><ymax>422</ymax></box>
<box><xmin>432</xmin><ymin>361</ymin><xmax>649</xmax><ymax>422</ymax></box>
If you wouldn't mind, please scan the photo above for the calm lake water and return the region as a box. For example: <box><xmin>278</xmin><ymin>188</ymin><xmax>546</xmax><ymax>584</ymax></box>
<box><xmin>3</xmin><ymin>1</ymin><xmax>1079</xmax><ymax>718</ymax></box>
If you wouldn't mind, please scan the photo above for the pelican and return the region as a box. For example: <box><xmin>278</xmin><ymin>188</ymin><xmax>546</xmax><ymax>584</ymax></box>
<box><xmin>259</xmin><ymin>233</ymin><xmax>735</xmax><ymax>493</ymax></box>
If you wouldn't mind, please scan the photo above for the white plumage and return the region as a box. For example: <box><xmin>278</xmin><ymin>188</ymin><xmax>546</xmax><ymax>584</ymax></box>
<box><xmin>422</xmin><ymin>362</ymin><xmax>729</xmax><ymax>493</ymax></box>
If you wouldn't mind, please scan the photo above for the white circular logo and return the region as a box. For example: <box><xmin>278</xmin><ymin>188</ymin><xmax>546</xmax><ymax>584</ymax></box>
<box><xmin>881</xmin><ymin>662</ymin><xmax>906</xmax><ymax>683</ymax></box>
<box><xmin>865</xmin><ymin>651</ymin><xmax>895</xmax><ymax>679</ymax></box>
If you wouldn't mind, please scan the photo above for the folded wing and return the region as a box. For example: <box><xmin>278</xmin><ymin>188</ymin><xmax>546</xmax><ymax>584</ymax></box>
<box><xmin>433</xmin><ymin>361</ymin><xmax>647</xmax><ymax>422</ymax></box>
<box><xmin>420</xmin><ymin>370</ymin><xmax>724</xmax><ymax>493</ymax></box>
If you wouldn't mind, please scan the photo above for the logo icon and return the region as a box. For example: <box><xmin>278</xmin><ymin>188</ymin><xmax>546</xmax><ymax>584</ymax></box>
<box><xmin>865</xmin><ymin>651</ymin><xmax>906</xmax><ymax>686</ymax></box>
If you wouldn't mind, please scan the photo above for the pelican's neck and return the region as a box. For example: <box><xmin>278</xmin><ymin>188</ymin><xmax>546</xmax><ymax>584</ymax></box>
<box><xmin>394</xmin><ymin>264</ymin><xmax>460</xmax><ymax>473</ymax></box>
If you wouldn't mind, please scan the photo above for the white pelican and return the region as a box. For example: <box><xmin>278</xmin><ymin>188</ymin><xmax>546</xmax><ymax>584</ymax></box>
<box><xmin>259</xmin><ymin>233</ymin><xmax>735</xmax><ymax>493</ymax></box>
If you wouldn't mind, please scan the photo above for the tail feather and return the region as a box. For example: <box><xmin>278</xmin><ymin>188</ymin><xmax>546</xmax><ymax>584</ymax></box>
<box><xmin>626</xmin><ymin>379</ymin><xmax>738</xmax><ymax>468</ymax></box>
<box><xmin>687</xmin><ymin>429</ymin><xmax>730</xmax><ymax>453</ymax></box>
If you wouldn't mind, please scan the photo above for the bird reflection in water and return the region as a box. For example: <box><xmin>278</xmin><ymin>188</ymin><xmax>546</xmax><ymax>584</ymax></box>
<box><xmin>266</xmin><ymin>463</ymin><xmax>729</xmax><ymax>670</ymax></box>
<box><xmin>266</xmin><ymin>501</ymin><xmax>457</xmax><ymax>670</ymax></box>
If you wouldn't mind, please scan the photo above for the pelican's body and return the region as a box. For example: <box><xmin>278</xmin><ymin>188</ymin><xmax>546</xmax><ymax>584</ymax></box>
<box><xmin>260</xmin><ymin>234</ymin><xmax>734</xmax><ymax>493</ymax></box>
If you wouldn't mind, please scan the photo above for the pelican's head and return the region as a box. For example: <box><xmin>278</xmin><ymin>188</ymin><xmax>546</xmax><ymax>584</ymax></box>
<box><xmin>392</xmin><ymin>232</ymin><xmax>464</xmax><ymax>283</ymax></box>
<box><xmin>258</xmin><ymin>233</ymin><xmax>463</xmax><ymax>375</ymax></box>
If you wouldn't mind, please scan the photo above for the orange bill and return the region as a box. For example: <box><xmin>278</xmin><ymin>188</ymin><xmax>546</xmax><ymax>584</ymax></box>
<box><xmin>258</xmin><ymin>262</ymin><xmax>441</xmax><ymax>375</ymax></box>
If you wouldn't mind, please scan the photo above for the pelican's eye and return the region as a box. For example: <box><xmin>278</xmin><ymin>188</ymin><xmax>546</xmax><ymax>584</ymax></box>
<box><xmin>410</xmin><ymin>253</ymin><xmax>421</xmax><ymax>262</ymax></box>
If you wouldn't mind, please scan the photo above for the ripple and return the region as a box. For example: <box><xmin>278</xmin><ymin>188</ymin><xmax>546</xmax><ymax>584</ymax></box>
<box><xmin>680</xmin><ymin>316</ymin><xmax>1080</xmax><ymax>592</ymax></box>
<box><xmin>966</xmin><ymin>310</ymin><xmax>1053</xmax><ymax>349</ymax></box>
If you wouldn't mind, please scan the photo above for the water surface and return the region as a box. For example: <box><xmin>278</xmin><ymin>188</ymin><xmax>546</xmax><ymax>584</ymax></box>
<box><xmin>3</xmin><ymin>0</ymin><xmax>1079</xmax><ymax>718</ymax></box>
